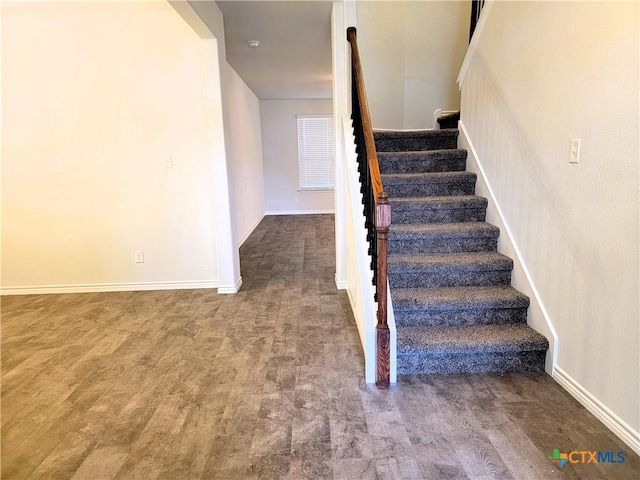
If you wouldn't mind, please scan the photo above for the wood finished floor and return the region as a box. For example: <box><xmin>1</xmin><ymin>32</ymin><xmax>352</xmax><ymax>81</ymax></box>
<box><xmin>2</xmin><ymin>214</ymin><xmax>638</xmax><ymax>480</ymax></box>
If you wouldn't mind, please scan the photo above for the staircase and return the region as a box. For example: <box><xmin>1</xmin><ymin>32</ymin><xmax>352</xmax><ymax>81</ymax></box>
<box><xmin>375</xmin><ymin>129</ymin><xmax>549</xmax><ymax>375</ymax></box>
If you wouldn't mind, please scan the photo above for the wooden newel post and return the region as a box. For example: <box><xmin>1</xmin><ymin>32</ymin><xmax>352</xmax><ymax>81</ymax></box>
<box><xmin>376</xmin><ymin>194</ymin><xmax>391</xmax><ymax>388</ymax></box>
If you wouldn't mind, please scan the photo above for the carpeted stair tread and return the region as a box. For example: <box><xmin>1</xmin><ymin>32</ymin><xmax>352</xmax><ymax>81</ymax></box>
<box><xmin>378</xmin><ymin>150</ymin><xmax>467</xmax><ymax>174</ymax></box>
<box><xmin>391</xmin><ymin>285</ymin><xmax>530</xmax><ymax>311</ymax></box>
<box><xmin>396</xmin><ymin>324</ymin><xmax>548</xmax><ymax>355</ymax></box>
<box><xmin>389</xmin><ymin>251</ymin><xmax>513</xmax><ymax>271</ymax></box>
<box><xmin>374</xmin><ymin>129</ymin><xmax>459</xmax><ymax>152</ymax></box>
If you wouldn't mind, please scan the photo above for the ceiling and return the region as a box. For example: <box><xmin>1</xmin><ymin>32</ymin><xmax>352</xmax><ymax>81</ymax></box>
<box><xmin>216</xmin><ymin>1</ymin><xmax>333</xmax><ymax>100</ymax></box>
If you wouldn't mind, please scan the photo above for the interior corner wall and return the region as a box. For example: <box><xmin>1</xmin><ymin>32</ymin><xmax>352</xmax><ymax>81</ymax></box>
<box><xmin>1</xmin><ymin>1</ymin><xmax>219</xmax><ymax>292</ymax></box>
<box><xmin>172</xmin><ymin>0</ymin><xmax>243</xmax><ymax>292</ymax></box>
<box><xmin>225</xmin><ymin>65</ymin><xmax>265</xmax><ymax>245</ymax></box>
<box><xmin>356</xmin><ymin>1</ymin><xmax>470</xmax><ymax>130</ymax></box>
<box><xmin>459</xmin><ymin>1</ymin><xmax>639</xmax><ymax>443</ymax></box>
<box><xmin>261</xmin><ymin>99</ymin><xmax>335</xmax><ymax>215</ymax></box>
<box><xmin>169</xmin><ymin>3</ymin><xmax>337</xmax><ymax>277</ymax></box>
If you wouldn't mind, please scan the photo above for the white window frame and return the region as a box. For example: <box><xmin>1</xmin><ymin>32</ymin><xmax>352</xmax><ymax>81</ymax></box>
<box><xmin>296</xmin><ymin>114</ymin><xmax>334</xmax><ymax>191</ymax></box>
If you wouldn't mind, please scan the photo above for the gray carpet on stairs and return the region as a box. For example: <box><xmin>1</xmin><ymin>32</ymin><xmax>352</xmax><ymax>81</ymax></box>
<box><xmin>374</xmin><ymin>128</ymin><xmax>548</xmax><ymax>375</ymax></box>
<box><xmin>388</xmin><ymin>222</ymin><xmax>500</xmax><ymax>254</ymax></box>
<box><xmin>377</xmin><ymin>149</ymin><xmax>468</xmax><ymax>174</ymax></box>
<box><xmin>382</xmin><ymin>171</ymin><xmax>477</xmax><ymax>197</ymax></box>
<box><xmin>390</xmin><ymin>195</ymin><xmax>488</xmax><ymax>224</ymax></box>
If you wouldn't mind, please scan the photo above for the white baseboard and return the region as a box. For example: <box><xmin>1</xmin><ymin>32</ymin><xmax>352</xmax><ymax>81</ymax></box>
<box><xmin>265</xmin><ymin>209</ymin><xmax>334</xmax><ymax>215</ymax></box>
<box><xmin>553</xmin><ymin>366</ymin><xmax>640</xmax><ymax>456</ymax></box>
<box><xmin>459</xmin><ymin>121</ymin><xmax>639</xmax><ymax>455</ymax></box>
<box><xmin>345</xmin><ymin>287</ymin><xmax>362</xmax><ymax>344</ymax></box>
<box><xmin>0</xmin><ymin>280</ymin><xmax>219</xmax><ymax>296</ymax></box>
<box><xmin>217</xmin><ymin>276</ymin><xmax>243</xmax><ymax>294</ymax></box>
<box><xmin>457</xmin><ymin>0</ymin><xmax>494</xmax><ymax>88</ymax></box>
<box><xmin>335</xmin><ymin>273</ymin><xmax>348</xmax><ymax>290</ymax></box>
<box><xmin>238</xmin><ymin>215</ymin><xmax>265</xmax><ymax>247</ymax></box>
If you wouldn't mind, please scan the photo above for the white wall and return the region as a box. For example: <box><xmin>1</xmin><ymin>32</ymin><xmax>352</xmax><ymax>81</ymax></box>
<box><xmin>172</xmin><ymin>0</ymin><xmax>264</xmax><ymax>291</ymax></box>
<box><xmin>459</xmin><ymin>1</ymin><xmax>639</xmax><ymax>451</ymax></box>
<box><xmin>357</xmin><ymin>1</ymin><xmax>470</xmax><ymax>129</ymax></box>
<box><xmin>1</xmin><ymin>1</ymin><xmax>220</xmax><ymax>293</ymax></box>
<box><xmin>261</xmin><ymin>99</ymin><xmax>334</xmax><ymax>214</ymax></box>
<box><xmin>225</xmin><ymin>65</ymin><xmax>265</xmax><ymax>246</ymax></box>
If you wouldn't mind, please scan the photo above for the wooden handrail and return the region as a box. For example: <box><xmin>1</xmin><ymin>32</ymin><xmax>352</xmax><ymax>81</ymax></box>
<box><xmin>346</xmin><ymin>28</ymin><xmax>385</xmax><ymax>205</ymax></box>
<box><xmin>347</xmin><ymin>27</ymin><xmax>391</xmax><ymax>388</ymax></box>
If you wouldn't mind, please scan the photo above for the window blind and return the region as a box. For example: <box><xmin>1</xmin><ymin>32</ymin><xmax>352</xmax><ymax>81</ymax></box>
<box><xmin>296</xmin><ymin>115</ymin><xmax>334</xmax><ymax>190</ymax></box>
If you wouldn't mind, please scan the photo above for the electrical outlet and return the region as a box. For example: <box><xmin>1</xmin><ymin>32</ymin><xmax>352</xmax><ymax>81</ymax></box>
<box><xmin>569</xmin><ymin>139</ymin><xmax>580</xmax><ymax>164</ymax></box>
<box><xmin>135</xmin><ymin>250</ymin><xmax>144</xmax><ymax>263</ymax></box>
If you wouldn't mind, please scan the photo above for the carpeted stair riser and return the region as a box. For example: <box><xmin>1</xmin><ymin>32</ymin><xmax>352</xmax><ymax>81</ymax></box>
<box><xmin>389</xmin><ymin>268</ymin><xmax>512</xmax><ymax>289</ymax></box>
<box><xmin>377</xmin><ymin>150</ymin><xmax>467</xmax><ymax>174</ymax></box>
<box><xmin>382</xmin><ymin>172</ymin><xmax>477</xmax><ymax>198</ymax></box>
<box><xmin>395</xmin><ymin>307</ymin><xmax>528</xmax><ymax>327</ymax></box>
<box><xmin>397</xmin><ymin>324</ymin><xmax>547</xmax><ymax>355</ymax></box>
<box><xmin>388</xmin><ymin>236</ymin><xmax>497</xmax><ymax>254</ymax></box>
<box><xmin>389</xmin><ymin>237</ymin><xmax>497</xmax><ymax>254</ymax></box>
<box><xmin>388</xmin><ymin>222</ymin><xmax>500</xmax><ymax>255</ymax></box>
<box><xmin>389</xmin><ymin>252</ymin><xmax>514</xmax><ymax>289</ymax></box>
<box><xmin>391</xmin><ymin>197</ymin><xmax>487</xmax><ymax>224</ymax></box>
<box><xmin>375</xmin><ymin>129</ymin><xmax>459</xmax><ymax>152</ymax></box>
<box><xmin>397</xmin><ymin>350</ymin><xmax>547</xmax><ymax>375</ymax></box>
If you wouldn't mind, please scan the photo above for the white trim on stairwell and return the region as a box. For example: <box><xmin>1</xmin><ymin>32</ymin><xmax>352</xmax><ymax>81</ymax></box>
<box><xmin>342</xmin><ymin>113</ymin><xmax>379</xmax><ymax>384</ymax></box>
<box><xmin>553</xmin><ymin>366</ymin><xmax>640</xmax><ymax>456</ymax></box>
<box><xmin>457</xmin><ymin>0</ymin><xmax>494</xmax><ymax>89</ymax></box>
<box><xmin>458</xmin><ymin>121</ymin><xmax>559</xmax><ymax>372</ymax></box>
<box><xmin>0</xmin><ymin>281</ymin><xmax>219</xmax><ymax>296</ymax></box>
